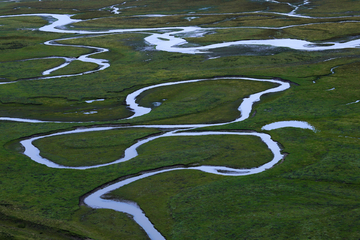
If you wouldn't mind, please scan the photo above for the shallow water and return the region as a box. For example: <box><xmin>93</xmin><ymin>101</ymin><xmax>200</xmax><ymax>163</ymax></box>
<box><xmin>261</xmin><ymin>121</ymin><xmax>316</xmax><ymax>131</ymax></box>
<box><xmin>0</xmin><ymin>7</ymin><xmax>333</xmax><ymax>239</ymax></box>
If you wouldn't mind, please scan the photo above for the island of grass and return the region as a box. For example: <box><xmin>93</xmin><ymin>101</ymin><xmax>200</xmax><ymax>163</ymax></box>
<box><xmin>0</xmin><ymin>0</ymin><xmax>359</xmax><ymax>239</ymax></box>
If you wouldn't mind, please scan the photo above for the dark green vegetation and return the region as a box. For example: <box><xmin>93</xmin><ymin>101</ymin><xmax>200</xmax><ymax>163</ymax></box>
<box><xmin>136</xmin><ymin>79</ymin><xmax>275</xmax><ymax>124</ymax></box>
<box><xmin>0</xmin><ymin>16</ymin><xmax>90</xmax><ymax>61</ymax></box>
<box><xmin>33</xmin><ymin>128</ymin><xmax>161</xmax><ymax>167</ymax></box>
<box><xmin>0</xmin><ymin>0</ymin><xmax>292</xmax><ymax>17</ymax></box>
<box><xmin>184</xmin><ymin>20</ymin><xmax>360</xmax><ymax>43</ymax></box>
<box><xmin>0</xmin><ymin>0</ymin><xmax>359</xmax><ymax>239</ymax></box>
<box><xmin>0</xmin><ymin>58</ymin><xmax>64</xmax><ymax>82</ymax></box>
<box><xmin>137</xmin><ymin>134</ymin><xmax>273</xmax><ymax>169</ymax></box>
<box><xmin>33</xmin><ymin>128</ymin><xmax>272</xmax><ymax>168</ymax></box>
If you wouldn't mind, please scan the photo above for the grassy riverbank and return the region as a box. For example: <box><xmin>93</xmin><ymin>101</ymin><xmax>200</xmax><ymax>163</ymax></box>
<box><xmin>0</xmin><ymin>0</ymin><xmax>359</xmax><ymax>239</ymax></box>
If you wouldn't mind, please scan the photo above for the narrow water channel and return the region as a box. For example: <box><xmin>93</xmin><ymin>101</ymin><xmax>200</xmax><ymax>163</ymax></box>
<box><xmin>1</xmin><ymin>1</ymin><xmax>356</xmax><ymax>238</ymax></box>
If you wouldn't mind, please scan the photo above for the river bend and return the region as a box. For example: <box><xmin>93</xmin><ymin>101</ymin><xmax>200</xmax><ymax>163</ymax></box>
<box><xmin>1</xmin><ymin>3</ymin><xmax>353</xmax><ymax>238</ymax></box>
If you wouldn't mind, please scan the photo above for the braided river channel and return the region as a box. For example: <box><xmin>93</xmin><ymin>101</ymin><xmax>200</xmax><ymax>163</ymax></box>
<box><xmin>1</xmin><ymin>1</ymin><xmax>359</xmax><ymax>238</ymax></box>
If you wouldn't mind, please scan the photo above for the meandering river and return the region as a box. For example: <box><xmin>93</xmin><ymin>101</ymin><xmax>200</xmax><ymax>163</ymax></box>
<box><xmin>1</xmin><ymin>1</ymin><xmax>357</xmax><ymax>238</ymax></box>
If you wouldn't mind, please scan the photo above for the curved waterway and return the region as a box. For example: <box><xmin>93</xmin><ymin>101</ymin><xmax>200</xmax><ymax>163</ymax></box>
<box><xmin>4</xmin><ymin>5</ymin><xmax>356</xmax><ymax>238</ymax></box>
<box><xmin>20</xmin><ymin>76</ymin><xmax>289</xmax><ymax>169</ymax></box>
<box><xmin>19</xmin><ymin>75</ymin><xmax>291</xmax><ymax>238</ymax></box>
<box><xmin>0</xmin><ymin>34</ymin><xmax>110</xmax><ymax>86</ymax></box>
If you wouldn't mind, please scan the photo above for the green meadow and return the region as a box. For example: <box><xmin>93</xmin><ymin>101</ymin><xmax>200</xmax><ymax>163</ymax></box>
<box><xmin>0</xmin><ymin>0</ymin><xmax>359</xmax><ymax>239</ymax></box>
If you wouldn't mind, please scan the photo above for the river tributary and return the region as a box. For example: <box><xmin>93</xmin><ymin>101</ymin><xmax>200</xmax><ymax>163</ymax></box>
<box><xmin>1</xmin><ymin>1</ymin><xmax>357</xmax><ymax>238</ymax></box>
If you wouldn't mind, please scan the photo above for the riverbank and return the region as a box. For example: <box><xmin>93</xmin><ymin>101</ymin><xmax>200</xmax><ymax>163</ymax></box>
<box><xmin>0</xmin><ymin>0</ymin><xmax>359</xmax><ymax>239</ymax></box>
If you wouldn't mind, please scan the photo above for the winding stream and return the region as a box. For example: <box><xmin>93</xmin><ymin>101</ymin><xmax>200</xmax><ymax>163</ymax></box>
<box><xmin>19</xmin><ymin>74</ymin><xmax>293</xmax><ymax>238</ymax></box>
<box><xmin>1</xmin><ymin>1</ymin><xmax>357</xmax><ymax>238</ymax></box>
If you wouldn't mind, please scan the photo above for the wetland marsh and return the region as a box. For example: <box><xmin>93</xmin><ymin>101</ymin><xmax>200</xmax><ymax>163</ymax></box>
<box><xmin>0</xmin><ymin>0</ymin><xmax>359</xmax><ymax>239</ymax></box>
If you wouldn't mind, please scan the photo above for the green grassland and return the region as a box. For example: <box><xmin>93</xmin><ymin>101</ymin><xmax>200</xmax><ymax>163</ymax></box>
<box><xmin>72</xmin><ymin>14</ymin><xmax>360</xmax><ymax>32</ymax></box>
<box><xmin>135</xmin><ymin>79</ymin><xmax>275</xmax><ymax>124</ymax></box>
<box><xmin>1</xmin><ymin>31</ymin><xmax>355</xmax><ymax>122</ymax></box>
<box><xmin>32</xmin><ymin>129</ymin><xmax>273</xmax><ymax>168</ymax></box>
<box><xmin>0</xmin><ymin>0</ymin><xmax>291</xmax><ymax>17</ymax></box>
<box><xmin>0</xmin><ymin>17</ymin><xmax>90</xmax><ymax>61</ymax></box>
<box><xmin>2</xmin><ymin>0</ymin><xmax>360</xmax><ymax>18</ymax></box>
<box><xmin>300</xmin><ymin>0</ymin><xmax>360</xmax><ymax>16</ymax></box>
<box><xmin>32</xmin><ymin>128</ymin><xmax>162</xmax><ymax>167</ymax></box>
<box><xmin>48</xmin><ymin>60</ymin><xmax>99</xmax><ymax>76</ymax></box>
<box><xmin>0</xmin><ymin>58</ymin><xmax>64</xmax><ymax>82</ymax></box>
<box><xmin>183</xmin><ymin>20</ymin><xmax>360</xmax><ymax>45</ymax></box>
<box><xmin>0</xmin><ymin>0</ymin><xmax>359</xmax><ymax>239</ymax></box>
<box><xmin>1</xmin><ymin>0</ymin><xmax>360</xmax><ymax>18</ymax></box>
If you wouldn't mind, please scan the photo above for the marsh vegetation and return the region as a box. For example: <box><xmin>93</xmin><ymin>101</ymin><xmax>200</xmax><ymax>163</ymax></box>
<box><xmin>0</xmin><ymin>0</ymin><xmax>359</xmax><ymax>239</ymax></box>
